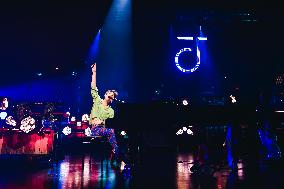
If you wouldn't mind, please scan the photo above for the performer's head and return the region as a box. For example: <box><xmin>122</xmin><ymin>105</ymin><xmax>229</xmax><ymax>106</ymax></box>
<box><xmin>104</xmin><ymin>90</ymin><xmax>118</xmax><ymax>104</ymax></box>
<box><xmin>0</xmin><ymin>97</ymin><xmax>8</xmax><ymax>110</ymax></box>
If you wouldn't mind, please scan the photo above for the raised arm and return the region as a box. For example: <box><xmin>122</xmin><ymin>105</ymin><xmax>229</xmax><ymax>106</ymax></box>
<box><xmin>90</xmin><ymin>63</ymin><xmax>101</xmax><ymax>125</ymax></box>
<box><xmin>91</xmin><ymin>63</ymin><xmax>96</xmax><ymax>89</ymax></box>
<box><xmin>90</xmin><ymin>63</ymin><xmax>101</xmax><ymax>101</ymax></box>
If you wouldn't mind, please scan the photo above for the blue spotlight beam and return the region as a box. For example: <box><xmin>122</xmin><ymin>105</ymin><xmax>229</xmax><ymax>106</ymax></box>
<box><xmin>86</xmin><ymin>29</ymin><xmax>101</xmax><ymax>65</ymax></box>
<box><xmin>258</xmin><ymin>122</ymin><xmax>282</xmax><ymax>160</ymax></box>
<box><xmin>96</xmin><ymin>0</ymin><xmax>132</xmax><ymax>100</ymax></box>
<box><xmin>225</xmin><ymin>125</ymin><xmax>233</xmax><ymax>168</ymax></box>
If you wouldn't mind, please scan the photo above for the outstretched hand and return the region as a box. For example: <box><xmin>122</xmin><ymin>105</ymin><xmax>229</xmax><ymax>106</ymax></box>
<box><xmin>91</xmin><ymin>63</ymin><xmax>96</xmax><ymax>73</ymax></box>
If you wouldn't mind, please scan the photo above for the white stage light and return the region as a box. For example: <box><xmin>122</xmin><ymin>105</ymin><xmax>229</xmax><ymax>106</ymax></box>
<box><xmin>62</xmin><ymin>126</ymin><xmax>72</xmax><ymax>135</ymax></box>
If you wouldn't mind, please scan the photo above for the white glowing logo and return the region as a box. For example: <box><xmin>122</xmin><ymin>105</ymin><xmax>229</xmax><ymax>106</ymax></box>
<box><xmin>175</xmin><ymin>36</ymin><xmax>207</xmax><ymax>73</ymax></box>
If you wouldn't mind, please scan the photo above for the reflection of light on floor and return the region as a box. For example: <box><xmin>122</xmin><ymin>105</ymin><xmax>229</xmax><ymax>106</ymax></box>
<box><xmin>238</xmin><ymin>169</ymin><xmax>244</xmax><ymax>180</ymax></box>
<box><xmin>237</xmin><ymin>162</ymin><xmax>245</xmax><ymax>180</ymax></box>
<box><xmin>214</xmin><ymin>169</ymin><xmax>230</xmax><ymax>189</ymax></box>
<box><xmin>188</xmin><ymin>164</ymin><xmax>193</xmax><ymax>173</ymax></box>
<box><xmin>83</xmin><ymin>155</ymin><xmax>90</xmax><ymax>188</ymax></box>
<box><xmin>74</xmin><ymin>169</ymin><xmax>81</xmax><ymax>187</ymax></box>
<box><xmin>59</xmin><ymin>159</ymin><xmax>70</xmax><ymax>188</ymax></box>
<box><xmin>237</xmin><ymin>162</ymin><xmax>244</xmax><ymax>169</ymax></box>
<box><xmin>0</xmin><ymin>138</ymin><xmax>3</xmax><ymax>152</ymax></box>
<box><xmin>176</xmin><ymin>153</ymin><xmax>194</xmax><ymax>189</ymax></box>
<box><xmin>98</xmin><ymin>159</ymin><xmax>116</xmax><ymax>189</ymax></box>
<box><xmin>57</xmin><ymin>156</ymin><xmax>117</xmax><ymax>189</ymax></box>
<box><xmin>177</xmin><ymin>162</ymin><xmax>193</xmax><ymax>174</ymax></box>
<box><xmin>120</xmin><ymin>161</ymin><xmax>126</xmax><ymax>171</ymax></box>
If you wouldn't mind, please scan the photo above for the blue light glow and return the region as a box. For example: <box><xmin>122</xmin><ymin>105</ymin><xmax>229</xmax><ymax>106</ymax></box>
<box><xmin>177</xmin><ymin>37</ymin><xmax>193</xmax><ymax>40</ymax></box>
<box><xmin>258</xmin><ymin>124</ymin><xmax>282</xmax><ymax>160</ymax></box>
<box><xmin>225</xmin><ymin>125</ymin><xmax>233</xmax><ymax>168</ymax></box>
<box><xmin>86</xmin><ymin>29</ymin><xmax>101</xmax><ymax>65</ymax></box>
<box><xmin>197</xmin><ymin>37</ymin><xmax>207</xmax><ymax>41</ymax></box>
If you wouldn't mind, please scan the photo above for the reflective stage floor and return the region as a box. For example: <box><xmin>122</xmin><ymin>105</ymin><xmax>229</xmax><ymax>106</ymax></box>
<box><xmin>0</xmin><ymin>149</ymin><xmax>283</xmax><ymax>189</ymax></box>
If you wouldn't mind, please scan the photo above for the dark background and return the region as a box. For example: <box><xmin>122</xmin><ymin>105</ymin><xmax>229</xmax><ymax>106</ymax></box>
<box><xmin>0</xmin><ymin>1</ymin><xmax>283</xmax><ymax>114</ymax></box>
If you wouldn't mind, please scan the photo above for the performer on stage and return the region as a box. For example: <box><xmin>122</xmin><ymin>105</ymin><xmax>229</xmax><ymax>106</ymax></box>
<box><xmin>89</xmin><ymin>63</ymin><xmax>126</xmax><ymax>168</ymax></box>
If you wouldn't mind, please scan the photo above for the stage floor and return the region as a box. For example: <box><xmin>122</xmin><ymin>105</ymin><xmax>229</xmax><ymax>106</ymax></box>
<box><xmin>0</xmin><ymin>149</ymin><xmax>283</xmax><ymax>189</ymax></box>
